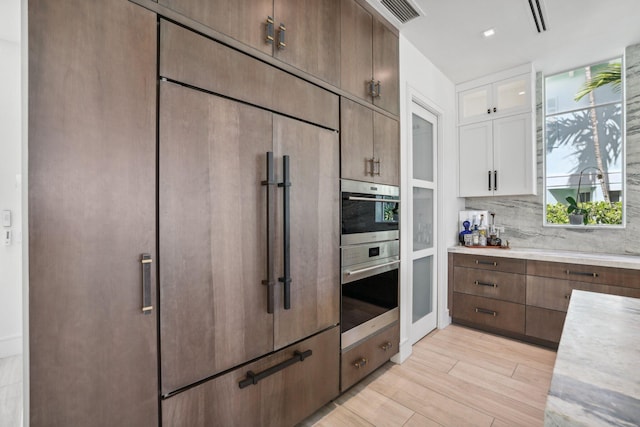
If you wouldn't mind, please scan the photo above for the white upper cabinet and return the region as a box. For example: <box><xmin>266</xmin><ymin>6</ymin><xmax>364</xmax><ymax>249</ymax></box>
<box><xmin>457</xmin><ymin>64</ymin><xmax>536</xmax><ymax>197</ymax></box>
<box><xmin>458</xmin><ymin>66</ymin><xmax>533</xmax><ymax>125</ymax></box>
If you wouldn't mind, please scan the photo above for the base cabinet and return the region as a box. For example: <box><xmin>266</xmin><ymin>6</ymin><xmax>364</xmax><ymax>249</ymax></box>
<box><xmin>451</xmin><ymin>253</ymin><xmax>640</xmax><ymax>347</ymax></box>
<box><xmin>162</xmin><ymin>327</ymin><xmax>340</xmax><ymax>427</ymax></box>
<box><xmin>340</xmin><ymin>323</ymin><xmax>399</xmax><ymax>391</ymax></box>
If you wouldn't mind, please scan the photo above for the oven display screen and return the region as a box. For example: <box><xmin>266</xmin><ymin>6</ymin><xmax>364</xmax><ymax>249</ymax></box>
<box><xmin>369</xmin><ymin>247</ymin><xmax>380</xmax><ymax>257</ymax></box>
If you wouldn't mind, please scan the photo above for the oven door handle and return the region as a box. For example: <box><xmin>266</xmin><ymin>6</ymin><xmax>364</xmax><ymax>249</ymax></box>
<box><xmin>345</xmin><ymin>259</ymin><xmax>400</xmax><ymax>276</ymax></box>
<box><xmin>347</xmin><ymin>196</ymin><xmax>401</xmax><ymax>203</ymax></box>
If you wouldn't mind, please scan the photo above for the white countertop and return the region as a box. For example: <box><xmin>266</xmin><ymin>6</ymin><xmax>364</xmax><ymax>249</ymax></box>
<box><xmin>544</xmin><ymin>291</ymin><xmax>640</xmax><ymax>426</ymax></box>
<box><xmin>448</xmin><ymin>246</ymin><xmax>640</xmax><ymax>270</ymax></box>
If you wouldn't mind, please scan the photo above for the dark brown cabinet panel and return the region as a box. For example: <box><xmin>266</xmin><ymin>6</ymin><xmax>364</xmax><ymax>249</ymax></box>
<box><xmin>341</xmin><ymin>97</ymin><xmax>399</xmax><ymax>185</ymax></box>
<box><xmin>160</xmin><ymin>20</ymin><xmax>339</xmax><ymax>131</ymax></box>
<box><xmin>527</xmin><ymin>260</ymin><xmax>640</xmax><ymax>288</ymax></box>
<box><xmin>158</xmin><ymin>0</ymin><xmax>340</xmax><ymax>85</ymax></box>
<box><xmin>159</xmin><ymin>82</ymin><xmax>274</xmax><ymax>393</ymax></box>
<box><xmin>340</xmin><ymin>0</ymin><xmax>399</xmax><ymax>115</ymax></box>
<box><xmin>453</xmin><ymin>254</ymin><xmax>526</xmax><ymax>274</ymax></box>
<box><xmin>274</xmin><ymin>0</ymin><xmax>341</xmax><ymax>86</ymax></box>
<box><xmin>29</xmin><ymin>1</ymin><xmax>158</xmax><ymax>425</ymax></box>
<box><xmin>341</xmin><ymin>323</ymin><xmax>399</xmax><ymax>391</ymax></box>
<box><xmin>452</xmin><ymin>293</ymin><xmax>525</xmax><ymax>334</ymax></box>
<box><xmin>454</xmin><ymin>266</ymin><xmax>526</xmax><ymax>304</ymax></box>
<box><xmin>162</xmin><ymin>327</ymin><xmax>340</xmax><ymax>427</ymax></box>
<box><xmin>273</xmin><ymin>115</ymin><xmax>340</xmax><ymax>349</ymax></box>
<box><xmin>526</xmin><ymin>306</ymin><xmax>566</xmax><ymax>343</ymax></box>
<box><xmin>372</xmin><ymin>18</ymin><xmax>399</xmax><ymax>115</ymax></box>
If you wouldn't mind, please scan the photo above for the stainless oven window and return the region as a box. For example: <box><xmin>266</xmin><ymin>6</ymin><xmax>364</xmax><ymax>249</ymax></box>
<box><xmin>341</xmin><ymin>268</ymin><xmax>398</xmax><ymax>333</ymax></box>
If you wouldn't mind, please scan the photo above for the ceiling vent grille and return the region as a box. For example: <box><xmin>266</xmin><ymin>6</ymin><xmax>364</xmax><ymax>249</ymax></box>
<box><xmin>527</xmin><ymin>0</ymin><xmax>548</xmax><ymax>32</ymax></box>
<box><xmin>381</xmin><ymin>0</ymin><xmax>421</xmax><ymax>24</ymax></box>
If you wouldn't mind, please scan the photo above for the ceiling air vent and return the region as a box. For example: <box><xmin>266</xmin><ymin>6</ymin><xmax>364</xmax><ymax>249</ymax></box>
<box><xmin>381</xmin><ymin>0</ymin><xmax>421</xmax><ymax>24</ymax></box>
<box><xmin>527</xmin><ymin>0</ymin><xmax>548</xmax><ymax>33</ymax></box>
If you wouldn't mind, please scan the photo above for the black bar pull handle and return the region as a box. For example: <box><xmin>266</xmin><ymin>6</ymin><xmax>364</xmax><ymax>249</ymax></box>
<box><xmin>494</xmin><ymin>170</ymin><xmax>497</xmax><ymax>191</ymax></box>
<box><xmin>488</xmin><ymin>170</ymin><xmax>492</xmax><ymax>191</ymax></box>
<box><xmin>278</xmin><ymin>155</ymin><xmax>292</xmax><ymax>310</ymax></box>
<box><xmin>265</xmin><ymin>16</ymin><xmax>275</xmax><ymax>44</ymax></box>
<box><xmin>474</xmin><ymin>280</ymin><xmax>497</xmax><ymax>288</ymax></box>
<box><xmin>566</xmin><ymin>270</ymin><xmax>598</xmax><ymax>278</ymax></box>
<box><xmin>261</xmin><ymin>152</ymin><xmax>276</xmax><ymax>314</ymax></box>
<box><xmin>475</xmin><ymin>259</ymin><xmax>497</xmax><ymax>266</ymax></box>
<box><xmin>238</xmin><ymin>349</ymin><xmax>312</xmax><ymax>389</ymax></box>
<box><xmin>141</xmin><ymin>253</ymin><xmax>153</xmax><ymax>314</ymax></box>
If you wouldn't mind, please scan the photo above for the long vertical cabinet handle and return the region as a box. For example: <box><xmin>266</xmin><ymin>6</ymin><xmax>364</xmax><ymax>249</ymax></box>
<box><xmin>278</xmin><ymin>155</ymin><xmax>292</xmax><ymax>310</ymax></box>
<box><xmin>261</xmin><ymin>152</ymin><xmax>276</xmax><ymax>313</ymax></box>
<box><xmin>494</xmin><ymin>170</ymin><xmax>497</xmax><ymax>191</ymax></box>
<box><xmin>141</xmin><ymin>253</ymin><xmax>153</xmax><ymax>314</ymax></box>
<box><xmin>488</xmin><ymin>171</ymin><xmax>492</xmax><ymax>191</ymax></box>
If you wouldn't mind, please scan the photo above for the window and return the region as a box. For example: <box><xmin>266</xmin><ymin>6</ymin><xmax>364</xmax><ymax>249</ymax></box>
<box><xmin>544</xmin><ymin>58</ymin><xmax>624</xmax><ymax>226</ymax></box>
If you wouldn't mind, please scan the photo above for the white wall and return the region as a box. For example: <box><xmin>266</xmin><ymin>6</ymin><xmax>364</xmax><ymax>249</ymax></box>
<box><xmin>0</xmin><ymin>0</ymin><xmax>23</xmax><ymax>358</ymax></box>
<box><xmin>394</xmin><ymin>34</ymin><xmax>464</xmax><ymax>363</ymax></box>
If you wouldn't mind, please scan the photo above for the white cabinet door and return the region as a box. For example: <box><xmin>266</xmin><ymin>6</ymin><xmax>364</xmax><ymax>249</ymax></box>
<box><xmin>493</xmin><ymin>74</ymin><xmax>531</xmax><ymax>117</ymax></box>
<box><xmin>459</xmin><ymin>121</ymin><xmax>493</xmax><ymax>197</ymax></box>
<box><xmin>458</xmin><ymin>84</ymin><xmax>491</xmax><ymax>124</ymax></box>
<box><xmin>493</xmin><ymin>113</ymin><xmax>535</xmax><ymax>196</ymax></box>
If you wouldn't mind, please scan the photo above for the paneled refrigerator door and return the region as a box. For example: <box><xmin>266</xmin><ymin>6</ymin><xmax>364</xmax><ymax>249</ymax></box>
<box><xmin>272</xmin><ymin>114</ymin><xmax>340</xmax><ymax>349</ymax></box>
<box><xmin>159</xmin><ymin>82</ymin><xmax>274</xmax><ymax>394</ymax></box>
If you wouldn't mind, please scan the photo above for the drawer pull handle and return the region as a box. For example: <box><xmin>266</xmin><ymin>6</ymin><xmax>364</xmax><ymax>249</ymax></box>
<box><xmin>141</xmin><ymin>253</ymin><xmax>153</xmax><ymax>314</ymax></box>
<box><xmin>474</xmin><ymin>280</ymin><xmax>497</xmax><ymax>288</ymax></box>
<box><xmin>238</xmin><ymin>349</ymin><xmax>312</xmax><ymax>389</ymax></box>
<box><xmin>565</xmin><ymin>294</ymin><xmax>571</xmax><ymax>299</ymax></box>
<box><xmin>475</xmin><ymin>260</ymin><xmax>497</xmax><ymax>266</ymax></box>
<box><xmin>354</xmin><ymin>358</ymin><xmax>368</xmax><ymax>369</ymax></box>
<box><xmin>265</xmin><ymin>16</ymin><xmax>275</xmax><ymax>43</ymax></box>
<box><xmin>380</xmin><ymin>342</ymin><xmax>393</xmax><ymax>351</ymax></box>
<box><xmin>475</xmin><ymin>307</ymin><xmax>497</xmax><ymax>317</ymax></box>
<box><xmin>565</xmin><ymin>270</ymin><xmax>598</xmax><ymax>278</ymax></box>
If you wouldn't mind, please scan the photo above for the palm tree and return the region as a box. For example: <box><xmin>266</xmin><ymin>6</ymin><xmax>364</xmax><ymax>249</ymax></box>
<box><xmin>572</xmin><ymin>62</ymin><xmax>622</xmax><ymax>202</ymax></box>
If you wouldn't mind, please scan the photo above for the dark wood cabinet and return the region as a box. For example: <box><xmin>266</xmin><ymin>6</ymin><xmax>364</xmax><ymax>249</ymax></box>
<box><xmin>159</xmin><ymin>80</ymin><xmax>339</xmax><ymax>395</ymax></box>
<box><xmin>158</xmin><ymin>0</ymin><xmax>341</xmax><ymax>86</ymax></box>
<box><xmin>162</xmin><ymin>327</ymin><xmax>340</xmax><ymax>427</ymax></box>
<box><xmin>341</xmin><ymin>0</ymin><xmax>399</xmax><ymax>115</ymax></box>
<box><xmin>450</xmin><ymin>253</ymin><xmax>640</xmax><ymax>347</ymax></box>
<box><xmin>29</xmin><ymin>0</ymin><xmax>158</xmax><ymax>425</ymax></box>
<box><xmin>341</xmin><ymin>97</ymin><xmax>399</xmax><ymax>185</ymax></box>
<box><xmin>341</xmin><ymin>323</ymin><xmax>399</xmax><ymax>392</ymax></box>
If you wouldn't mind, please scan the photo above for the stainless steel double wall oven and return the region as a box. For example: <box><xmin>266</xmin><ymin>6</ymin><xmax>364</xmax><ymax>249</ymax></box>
<box><xmin>341</xmin><ymin>179</ymin><xmax>400</xmax><ymax>349</ymax></box>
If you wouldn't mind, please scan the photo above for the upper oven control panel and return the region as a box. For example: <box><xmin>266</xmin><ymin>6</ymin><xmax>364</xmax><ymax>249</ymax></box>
<box><xmin>342</xmin><ymin>240</ymin><xmax>399</xmax><ymax>268</ymax></box>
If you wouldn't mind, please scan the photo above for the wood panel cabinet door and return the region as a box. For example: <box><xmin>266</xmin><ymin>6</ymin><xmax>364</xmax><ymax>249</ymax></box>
<box><xmin>274</xmin><ymin>0</ymin><xmax>341</xmax><ymax>86</ymax></box>
<box><xmin>158</xmin><ymin>0</ymin><xmax>274</xmax><ymax>55</ymax></box>
<box><xmin>372</xmin><ymin>19</ymin><xmax>399</xmax><ymax>115</ymax></box>
<box><xmin>29</xmin><ymin>1</ymin><xmax>158</xmax><ymax>425</ymax></box>
<box><xmin>340</xmin><ymin>0</ymin><xmax>373</xmax><ymax>101</ymax></box>
<box><xmin>273</xmin><ymin>115</ymin><xmax>340</xmax><ymax>349</ymax></box>
<box><xmin>159</xmin><ymin>82</ymin><xmax>274</xmax><ymax>394</ymax></box>
<box><xmin>341</xmin><ymin>97</ymin><xmax>374</xmax><ymax>182</ymax></box>
<box><xmin>373</xmin><ymin>111</ymin><xmax>400</xmax><ymax>185</ymax></box>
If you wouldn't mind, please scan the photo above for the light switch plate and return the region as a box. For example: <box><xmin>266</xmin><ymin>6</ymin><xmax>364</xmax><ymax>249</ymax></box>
<box><xmin>2</xmin><ymin>210</ymin><xmax>10</xmax><ymax>227</ymax></box>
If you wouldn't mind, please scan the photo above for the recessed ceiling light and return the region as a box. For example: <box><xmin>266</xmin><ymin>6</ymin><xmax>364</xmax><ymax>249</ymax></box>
<box><xmin>518</xmin><ymin>91</ymin><xmax>526</xmax><ymax>96</ymax></box>
<box><xmin>483</xmin><ymin>28</ymin><xmax>496</xmax><ymax>38</ymax></box>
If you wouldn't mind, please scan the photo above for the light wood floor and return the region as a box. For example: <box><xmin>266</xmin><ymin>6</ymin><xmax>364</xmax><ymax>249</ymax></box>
<box><xmin>0</xmin><ymin>354</ymin><xmax>22</xmax><ymax>427</ymax></box>
<box><xmin>300</xmin><ymin>325</ymin><xmax>557</xmax><ymax>427</ymax></box>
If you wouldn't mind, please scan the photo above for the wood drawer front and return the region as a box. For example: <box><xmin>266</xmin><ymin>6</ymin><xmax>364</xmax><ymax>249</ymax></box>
<box><xmin>454</xmin><ymin>266</ymin><xmax>525</xmax><ymax>303</ymax></box>
<box><xmin>526</xmin><ymin>306</ymin><xmax>566</xmax><ymax>344</ymax></box>
<box><xmin>160</xmin><ymin>20</ymin><xmax>339</xmax><ymax>131</ymax></box>
<box><xmin>162</xmin><ymin>327</ymin><xmax>339</xmax><ymax>427</ymax></box>
<box><xmin>453</xmin><ymin>254</ymin><xmax>526</xmax><ymax>274</ymax></box>
<box><xmin>341</xmin><ymin>323</ymin><xmax>399</xmax><ymax>392</ymax></box>
<box><xmin>527</xmin><ymin>260</ymin><xmax>640</xmax><ymax>289</ymax></box>
<box><xmin>452</xmin><ymin>293</ymin><xmax>525</xmax><ymax>334</ymax></box>
<box><xmin>527</xmin><ymin>276</ymin><xmax>640</xmax><ymax>312</ymax></box>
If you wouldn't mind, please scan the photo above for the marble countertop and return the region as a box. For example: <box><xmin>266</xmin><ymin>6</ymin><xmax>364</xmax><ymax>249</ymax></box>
<box><xmin>448</xmin><ymin>246</ymin><xmax>640</xmax><ymax>270</ymax></box>
<box><xmin>544</xmin><ymin>291</ymin><xmax>640</xmax><ymax>426</ymax></box>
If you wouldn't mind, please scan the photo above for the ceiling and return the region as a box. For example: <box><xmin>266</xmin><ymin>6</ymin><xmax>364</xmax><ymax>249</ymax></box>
<box><xmin>369</xmin><ymin>0</ymin><xmax>640</xmax><ymax>84</ymax></box>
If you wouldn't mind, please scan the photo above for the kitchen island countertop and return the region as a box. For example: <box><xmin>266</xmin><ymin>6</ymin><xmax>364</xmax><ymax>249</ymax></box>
<box><xmin>544</xmin><ymin>290</ymin><xmax>640</xmax><ymax>426</ymax></box>
<box><xmin>448</xmin><ymin>246</ymin><xmax>640</xmax><ymax>270</ymax></box>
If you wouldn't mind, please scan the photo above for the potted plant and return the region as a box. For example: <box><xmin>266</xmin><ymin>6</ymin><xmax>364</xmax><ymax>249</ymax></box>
<box><xmin>565</xmin><ymin>196</ymin><xmax>589</xmax><ymax>225</ymax></box>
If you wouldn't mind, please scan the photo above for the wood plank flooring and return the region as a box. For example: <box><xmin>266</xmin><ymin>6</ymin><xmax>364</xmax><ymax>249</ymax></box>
<box><xmin>0</xmin><ymin>354</ymin><xmax>22</xmax><ymax>427</ymax></box>
<box><xmin>300</xmin><ymin>325</ymin><xmax>556</xmax><ymax>427</ymax></box>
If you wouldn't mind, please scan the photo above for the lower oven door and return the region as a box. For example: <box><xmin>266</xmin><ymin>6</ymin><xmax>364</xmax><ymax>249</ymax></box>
<box><xmin>341</xmin><ymin>245</ymin><xmax>399</xmax><ymax>349</ymax></box>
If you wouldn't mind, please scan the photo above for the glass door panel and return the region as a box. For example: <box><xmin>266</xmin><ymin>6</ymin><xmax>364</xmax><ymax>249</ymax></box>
<box><xmin>413</xmin><ymin>187</ymin><xmax>433</xmax><ymax>251</ymax></box>
<box><xmin>412</xmin><ymin>257</ymin><xmax>433</xmax><ymax>323</ymax></box>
